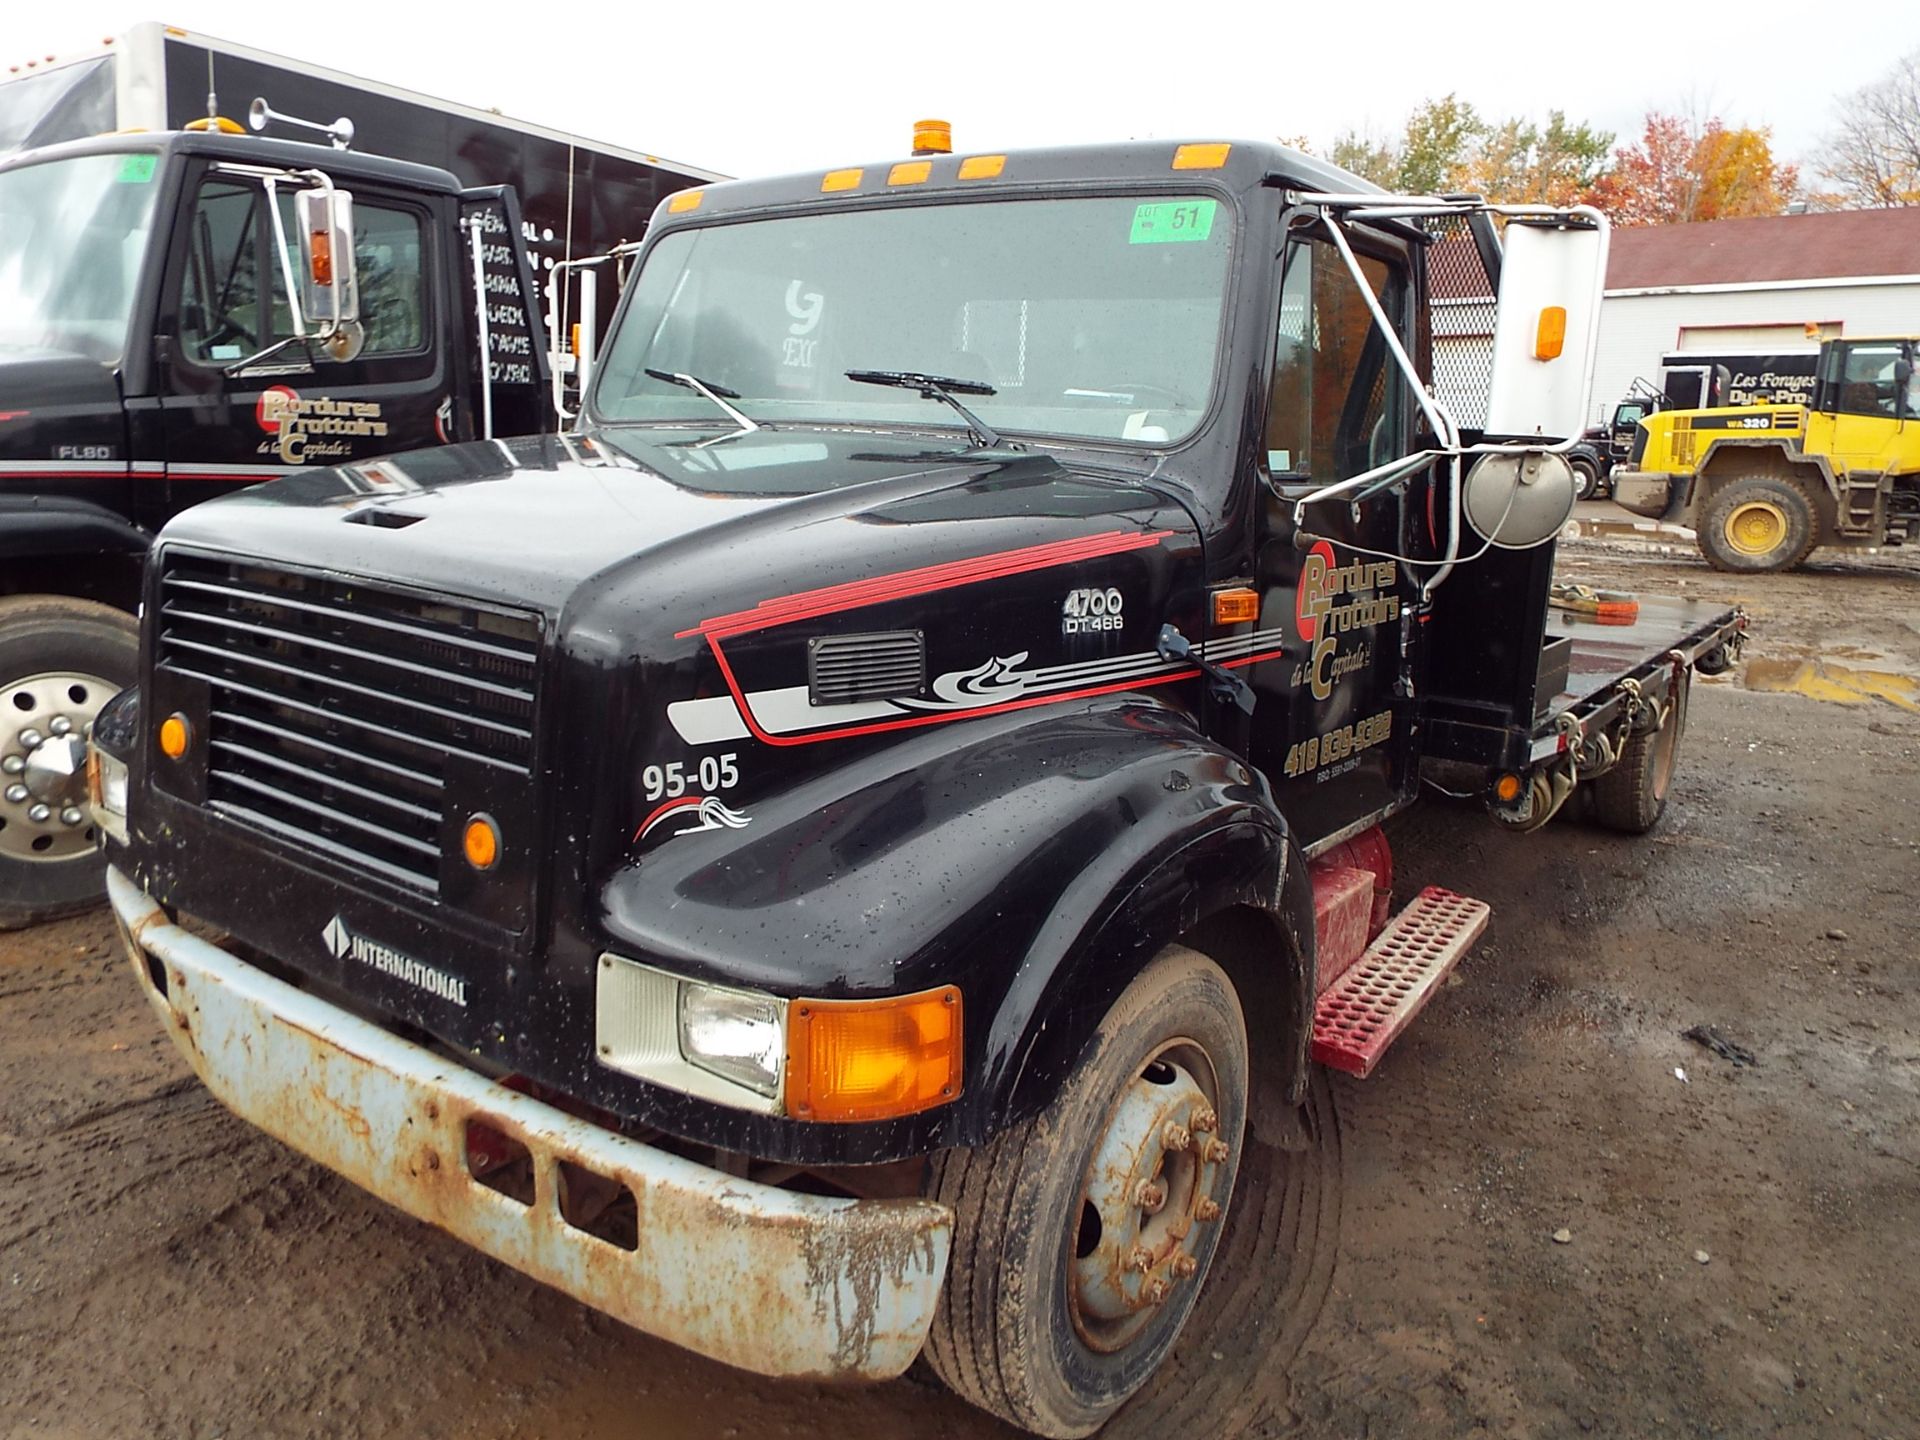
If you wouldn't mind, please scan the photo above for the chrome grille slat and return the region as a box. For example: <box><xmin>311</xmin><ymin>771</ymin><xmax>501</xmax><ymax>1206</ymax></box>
<box><xmin>162</xmin><ymin>603</ymin><xmax>537</xmax><ymax>704</ymax></box>
<box><xmin>216</xmin><ymin>710</ymin><xmax>445</xmax><ymax>790</ymax></box>
<box><xmin>209</xmin><ymin>799</ymin><xmax>441</xmax><ymax>891</ymax></box>
<box><xmin>213</xmin><ymin>770</ymin><xmax>442</xmax><ymax>856</ymax></box>
<box><xmin>162</xmin><ymin>665</ymin><xmax>526</xmax><ymax>775</ymax></box>
<box><xmin>157</xmin><ymin>551</ymin><xmax>542</xmax><ymax>895</ymax></box>
<box><xmin>162</xmin><ymin>575</ymin><xmax>536</xmax><ymax>663</ymax></box>
<box><xmin>161</xmin><ymin>636</ymin><xmax>534</xmax><ymax>741</ymax></box>
<box><xmin>211</xmin><ymin>739</ymin><xmax>441</xmax><ymax>824</ymax></box>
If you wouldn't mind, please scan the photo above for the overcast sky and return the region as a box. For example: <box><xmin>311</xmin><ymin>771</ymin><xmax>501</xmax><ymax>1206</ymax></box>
<box><xmin>7</xmin><ymin>2</ymin><xmax>1917</xmax><ymax>180</ymax></box>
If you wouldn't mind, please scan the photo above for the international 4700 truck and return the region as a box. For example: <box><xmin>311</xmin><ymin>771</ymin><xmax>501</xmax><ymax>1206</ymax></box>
<box><xmin>91</xmin><ymin>138</ymin><xmax>1742</xmax><ymax>1437</ymax></box>
<box><xmin>0</xmin><ymin>23</ymin><xmax>717</xmax><ymax>924</ymax></box>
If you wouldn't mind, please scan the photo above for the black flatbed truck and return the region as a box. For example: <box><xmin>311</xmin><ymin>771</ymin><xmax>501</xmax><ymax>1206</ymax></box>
<box><xmin>0</xmin><ymin>26</ymin><xmax>717</xmax><ymax>925</ymax></box>
<box><xmin>91</xmin><ymin>137</ymin><xmax>1743</xmax><ymax>1436</ymax></box>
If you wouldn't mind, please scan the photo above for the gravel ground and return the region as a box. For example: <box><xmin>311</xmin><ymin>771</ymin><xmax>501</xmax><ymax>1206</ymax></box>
<box><xmin>2</xmin><ymin>515</ymin><xmax>1915</xmax><ymax>1439</ymax></box>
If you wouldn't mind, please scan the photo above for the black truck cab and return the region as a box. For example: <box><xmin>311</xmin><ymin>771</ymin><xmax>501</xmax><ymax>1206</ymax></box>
<box><xmin>93</xmin><ymin>139</ymin><xmax>1742</xmax><ymax>1436</ymax></box>
<box><xmin>1</xmin><ymin>128</ymin><xmax>549</xmax><ymax>923</ymax></box>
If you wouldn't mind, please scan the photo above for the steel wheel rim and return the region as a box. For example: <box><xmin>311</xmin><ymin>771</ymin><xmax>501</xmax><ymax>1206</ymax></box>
<box><xmin>1725</xmin><ymin>500</ymin><xmax>1787</xmax><ymax>557</ymax></box>
<box><xmin>1067</xmin><ymin>1038</ymin><xmax>1231</xmax><ymax>1355</ymax></box>
<box><xmin>1</xmin><ymin>669</ymin><xmax>112</xmax><ymax>863</ymax></box>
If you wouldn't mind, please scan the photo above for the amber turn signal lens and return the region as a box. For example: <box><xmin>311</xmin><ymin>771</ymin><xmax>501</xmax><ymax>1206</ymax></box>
<box><xmin>786</xmin><ymin>986</ymin><xmax>962</xmax><ymax>1122</ymax></box>
<box><xmin>157</xmin><ymin>713</ymin><xmax>190</xmax><ymax>760</ymax></box>
<box><xmin>463</xmin><ymin>814</ymin><xmax>500</xmax><ymax>871</ymax></box>
<box><xmin>308</xmin><ymin>228</ymin><xmax>333</xmax><ymax>286</ymax></box>
<box><xmin>1211</xmin><ymin>587</ymin><xmax>1260</xmax><ymax>625</ymax></box>
<box><xmin>1494</xmin><ymin>773</ymin><xmax>1523</xmax><ymax>803</ymax></box>
<box><xmin>1534</xmin><ymin>305</ymin><xmax>1567</xmax><ymax>361</ymax></box>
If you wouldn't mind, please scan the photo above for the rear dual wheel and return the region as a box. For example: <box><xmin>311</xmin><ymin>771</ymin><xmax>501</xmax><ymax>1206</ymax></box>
<box><xmin>1590</xmin><ymin>670</ymin><xmax>1690</xmax><ymax>834</ymax></box>
<box><xmin>926</xmin><ymin>947</ymin><xmax>1248</xmax><ymax>1438</ymax></box>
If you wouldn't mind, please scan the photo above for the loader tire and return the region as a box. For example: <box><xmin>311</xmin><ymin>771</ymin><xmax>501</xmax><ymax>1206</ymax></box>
<box><xmin>1698</xmin><ymin>475</ymin><xmax>1818</xmax><ymax>573</ymax></box>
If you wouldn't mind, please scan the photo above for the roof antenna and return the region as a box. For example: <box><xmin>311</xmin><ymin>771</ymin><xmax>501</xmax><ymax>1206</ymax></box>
<box><xmin>205</xmin><ymin>50</ymin><xmax>217</xmax><ymax>125</ymax></box>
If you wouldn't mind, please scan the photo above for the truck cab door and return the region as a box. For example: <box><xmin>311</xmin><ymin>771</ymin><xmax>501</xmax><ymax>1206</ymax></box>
<box><xmin>152</xmin><ymin>164</ymin><xmax>447</xmax><ymax>516</ymax></box>
<box><xmin>1808</xmin><ymin>339</ymin><xmax>1914</xmax><ymax>476</ymax></box>
<box><xmin>1244</xmin><ymin>225</ymin><xmax>1422</xmax><ymax>851</ymax></box>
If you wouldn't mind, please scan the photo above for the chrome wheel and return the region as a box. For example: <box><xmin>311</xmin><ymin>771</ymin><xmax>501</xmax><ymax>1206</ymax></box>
<box><xmin>1</xmin><ymin>670</ymin><xmax>111</xmax><ymax>863</ymax></box>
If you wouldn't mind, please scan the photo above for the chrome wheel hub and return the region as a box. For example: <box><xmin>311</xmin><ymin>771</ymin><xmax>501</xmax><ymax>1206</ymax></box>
<box><xmin>1070</xmin><ymin>1054</ymin><xmax>1229</xmax><ymax>1352</ymax></box>
<box><xmin>2</xmin><ymin>671</ymin><xmax>111</xmax><ymax>863</ymax></box>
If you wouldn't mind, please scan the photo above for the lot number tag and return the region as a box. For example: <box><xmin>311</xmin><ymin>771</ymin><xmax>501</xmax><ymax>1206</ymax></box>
<box><xmin>1130</xmin><ymin>200</ymin><xmax>1215</xmax><ymax>244</ymax></box>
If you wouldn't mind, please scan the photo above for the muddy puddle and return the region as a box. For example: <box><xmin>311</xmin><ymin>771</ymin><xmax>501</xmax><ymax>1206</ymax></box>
<box><xmin>1744</xmin><ymin>655</ymin><xmax>1920</xmax><ymax>711</ymax></box>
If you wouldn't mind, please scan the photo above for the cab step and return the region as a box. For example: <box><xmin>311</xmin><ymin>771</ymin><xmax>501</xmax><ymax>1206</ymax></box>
<box><xmin>1311</xmin><ymin>886</ymin><xmax>1491</xmax><ymax>1079</ymax></box>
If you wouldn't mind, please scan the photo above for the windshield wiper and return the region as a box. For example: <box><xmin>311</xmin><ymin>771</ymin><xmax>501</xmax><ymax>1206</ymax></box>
<box><xmin>645</xmin><ymin>369</ymin><xmax>761</xmax><ymax>439</ymax></box>
<box><xmin>845</xmin><ymin>369</ymin><xmax>1008</xmax><ymax>450</ymax></box>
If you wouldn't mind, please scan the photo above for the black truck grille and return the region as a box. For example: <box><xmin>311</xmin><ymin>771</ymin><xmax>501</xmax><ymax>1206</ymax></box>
<box><xmin>156</xmin><ymin>551</ymin><xmax>541</xmax><ymax>894</ymax></box>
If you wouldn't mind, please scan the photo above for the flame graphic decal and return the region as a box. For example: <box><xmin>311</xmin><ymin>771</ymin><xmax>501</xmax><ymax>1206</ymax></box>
<box><xmin>637</xmin><ymin>795</ymin><xmax>753</xmax><ymax>842</ymax></box>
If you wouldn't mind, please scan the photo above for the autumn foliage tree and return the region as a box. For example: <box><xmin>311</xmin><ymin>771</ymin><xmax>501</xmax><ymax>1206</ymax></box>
<box><xmin>1322</xmin><ymin>98</ymin><xmax>1796</xmax><ymax>225</ymax></box>
<box><xmin>1587</xmin><ymin>112</ymin><xmax>1798</xmax><ymax>224</ymax></box>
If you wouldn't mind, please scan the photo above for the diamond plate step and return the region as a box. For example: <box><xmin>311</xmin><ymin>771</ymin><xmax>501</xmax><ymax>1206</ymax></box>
<box><xmin>1311</xmin><ymin>886</ymin><xmax>1491</xmax><ymax>1079</ymax></box>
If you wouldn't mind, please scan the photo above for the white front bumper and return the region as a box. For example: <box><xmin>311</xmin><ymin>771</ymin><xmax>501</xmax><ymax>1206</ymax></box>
<box><xmin>108</xmin><ymin>866</ymin><xmax>951</xmax><ymax>1381</ymax></box>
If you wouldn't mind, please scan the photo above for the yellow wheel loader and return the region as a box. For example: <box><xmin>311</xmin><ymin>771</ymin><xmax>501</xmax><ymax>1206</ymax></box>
<box><xmin>1612</xmin><ymin>337</ymin><xmax>1920</xmax><ymax>572</ymax></box>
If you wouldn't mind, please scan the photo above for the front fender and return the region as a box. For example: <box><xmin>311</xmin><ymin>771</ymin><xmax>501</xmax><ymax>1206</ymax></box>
<box><xmin>0</xmin><ymin>495</ymin><xmax>150</xmax><ymax>560</ymax></box>
<box><xmin>596</xmin><ymin>694</ymin><xmax>1300</xmax><ymax>1153</ymax></box>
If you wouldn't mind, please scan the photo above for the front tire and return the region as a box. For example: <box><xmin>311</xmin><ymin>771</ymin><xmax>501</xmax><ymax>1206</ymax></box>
<box><xmin>1698</xmin><ymin>475</ymin><xmax>1819</xmax><ymax>573</ymax></box>
<box><xmin>1571</xmin><ymin>455</ymin><xmax>1600</xmax><ymax>502</ymax></box>
<box><xmin>925</xmin><ymin>946</ymin><xmax>1249</xmax><ymax>1438</ymax></box>
<box><xmin>0</xmin><ymin>596</ymin><xmax>138</xmax><ymax>929</ymax></box>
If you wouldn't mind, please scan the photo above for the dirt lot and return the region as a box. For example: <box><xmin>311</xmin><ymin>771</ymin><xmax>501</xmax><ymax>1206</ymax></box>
<box><xmin>2</xmin><ymin>515</ymin><xmax>1915</xmax><ymax>1440</ymax></box>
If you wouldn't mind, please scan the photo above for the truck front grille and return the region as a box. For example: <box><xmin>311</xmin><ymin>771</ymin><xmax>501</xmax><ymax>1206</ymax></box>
<box><xmin>156</xmin><ymin>551</ymin><xmax>541</xmax><ymax>894</ymax></box>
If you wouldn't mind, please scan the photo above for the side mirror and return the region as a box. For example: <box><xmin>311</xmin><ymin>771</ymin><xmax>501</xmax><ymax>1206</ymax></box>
<box><xmin>1484</xmin><ymin>217</ymin><xmax>1608</xmax><ymax>442</ymax></box>
<box><xmin>294</xmin><ymin>186</ymin><xmax>361</xmax><ymax>360</ymax></box>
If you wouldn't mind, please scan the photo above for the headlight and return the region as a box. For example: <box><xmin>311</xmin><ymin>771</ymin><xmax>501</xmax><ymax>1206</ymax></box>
<box><xmin>86</xmin><ymin>745</ymin><xmax>129</xmax><ymax>844</ymax></box>
<box><xmin>678</xmin><ymin>983</ymin><xmax>785</xmax><ymax>1096</ymax></box>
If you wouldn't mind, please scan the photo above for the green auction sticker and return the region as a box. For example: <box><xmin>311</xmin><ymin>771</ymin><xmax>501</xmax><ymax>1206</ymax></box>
<box><xmin>116</xmin><ymin>154</ymin><xmax>157</xmax><ymax>184</ymax></box>
<box><xmin>1130</xmin><ymin>199</ymin><xmax>1216</xmax><ymax>244</ymax></box>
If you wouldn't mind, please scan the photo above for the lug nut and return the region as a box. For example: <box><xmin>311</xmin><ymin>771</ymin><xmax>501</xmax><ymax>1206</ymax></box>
<box><xmin>1194</xmin><ymin>1196</ymin><xmax>1222</xmax><ymax>1222</ymax></box>
<box><xmin>1143</xmin><ymin>1276</ymin><xmax>1171</xmax><ymax>1305</ymax></box>
<box><xmin>1191</xmin><ymin>1107</ymin><xmax>1219</xmax><ymax>1134</ymax></box>
<box><xmin>48</xmin><ymin>716</ymin><xmax>72</xmax><ymax>736</ymax></box>
<box><xmin>1136</xmin><ymin>1179</ymin><xmax>1167</xmax><ymax>1213</ymax></box>
<box><xmin>60</xmin><ymin>806</ymin><xmax>84</xmax><ymax>827</ymax></box>
<box><xmin>4</xmin><ymin>783</ymin><xmax>25</xmax><ymax>804</ymax></box>
<box><xmin>2</xmin><ymin>755</ymin><xmax>22</xmax><ymax>774</ymax></box>
<box><xmin>1162</xmin><ymin>1122</ymin><xmax>1191</xmax><ymax>1152</ymax></box>
<box><xmin>1170</xmin><ymin>1251</ymin><xmax>1199</xmax><ymax>1279</ymax></box>
<box><xmin>27</xmin><ymin>802</ymin><xmax>51</xmax><ymax>823</ymax></box>
<box><xmin>1127</xmin><ymin>1245</ymin><xmax>1155</xmax><ymax>1274</ymax></box>
<box><xmin>18</xmin><ymin>728</ymin><xmax>41</xmax><ymax>750</ymax></box>
<box><xmin>1203</xmin><ymin>1138</ymin><xmax>1231</xmax><ymax>1164</ymax></box>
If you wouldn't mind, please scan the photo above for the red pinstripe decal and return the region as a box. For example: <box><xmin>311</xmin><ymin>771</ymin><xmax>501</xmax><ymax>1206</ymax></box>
<box><xmin>678</xmin><ymin>529</ymin><xmax>1173</xmax><ymax>639</ymax></box>
<box><xmin>0</xmin><ymin>468</ymin><xmax>128</xmax><ymax>480</ymax></box>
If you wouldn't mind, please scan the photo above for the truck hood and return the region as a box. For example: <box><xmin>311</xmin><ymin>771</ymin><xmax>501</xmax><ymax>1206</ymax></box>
<box><xmin>153</xmin><ymin>425</ymin><xmax>1190</xmax><ymax>616</ymax></box>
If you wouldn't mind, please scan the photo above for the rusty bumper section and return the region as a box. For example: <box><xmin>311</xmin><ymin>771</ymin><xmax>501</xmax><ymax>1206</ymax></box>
<box><xmin>107</xmin><ymin>866</ymin><xmax>951</xmax><ymax>1381</ymax></box>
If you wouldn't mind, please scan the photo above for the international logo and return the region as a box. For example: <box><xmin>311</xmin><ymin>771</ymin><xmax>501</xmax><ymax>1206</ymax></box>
<box><xmin>321</xmin><ymin>915</ymin><xmax>468</xmax><ymax>1007</ymax></box>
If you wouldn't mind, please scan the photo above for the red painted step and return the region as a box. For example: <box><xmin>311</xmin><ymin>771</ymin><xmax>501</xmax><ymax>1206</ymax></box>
<box><xmin>1311</xmin><ymin>886</ymin><xmax>1491</xmax><ymax>1079</ymax></box>
<box><xmin>1311</xmin><ymin>864</ymin><xmax>1375</xmax><ymax>995</ymax></box>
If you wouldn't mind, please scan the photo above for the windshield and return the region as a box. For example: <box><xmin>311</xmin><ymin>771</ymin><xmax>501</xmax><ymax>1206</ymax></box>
<box><xmin>592</xmin><ymin>194</ymin><xmax>1233</xmax><ymax>446</ymax></box>
<box><xmin>0</xmin><ymin>152</ymin><xmax>161</xmax><ymax>363</ymax></box>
